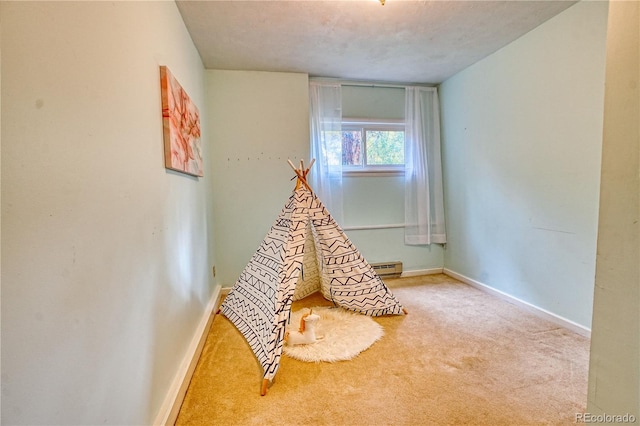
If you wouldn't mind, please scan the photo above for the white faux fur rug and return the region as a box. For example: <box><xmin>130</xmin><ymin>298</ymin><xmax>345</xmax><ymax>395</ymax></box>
<box><xmin>283</xmin><ymin>307</ymin><xmax>384</xmax><ymax>363</ymax></box>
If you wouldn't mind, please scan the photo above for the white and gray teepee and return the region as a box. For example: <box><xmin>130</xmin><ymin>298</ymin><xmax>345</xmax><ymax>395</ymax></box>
<box><xmin>220</xmin><ymin>161</ymin><xmax>405</xmax><ymax>395</ymax></box>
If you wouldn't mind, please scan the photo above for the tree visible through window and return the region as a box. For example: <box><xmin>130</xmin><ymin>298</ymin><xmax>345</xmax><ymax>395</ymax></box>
<box><xmin>342</xmin><ymin>130</ymin><xmax>362</xmax><ymax>165</ymax></box>
<box><xmin>366</xmin><ymin>130</ymin><xmax>404</xmax><ymax>165</ymax></box>
<box><xmin>340</xmin><ymin>120</ymin><xmax>405</xmax><ymax>170</ymax></box>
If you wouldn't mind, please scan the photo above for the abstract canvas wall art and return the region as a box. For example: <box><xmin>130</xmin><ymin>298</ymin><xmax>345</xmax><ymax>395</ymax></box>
<box><xmin>160</xmin><ymin>66</ymin><xmax>203</xmax><ymax>177</ymax></box>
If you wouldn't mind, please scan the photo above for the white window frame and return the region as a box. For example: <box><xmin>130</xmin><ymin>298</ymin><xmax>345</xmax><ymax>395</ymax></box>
<box><xmin>341</xmin><ymin>118</ymin><xmax>405</xmax><ymax>177</ymax></box>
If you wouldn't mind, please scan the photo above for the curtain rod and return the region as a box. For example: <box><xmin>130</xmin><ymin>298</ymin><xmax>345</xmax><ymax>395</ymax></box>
<box><xmin>309</xmin><ymin>77</ymin><xmax>436</xmax><ymax>89</ymax></box>
<box><xmin>342</xmin><ymin>81</ymin><xmax>411</xmax><ymax>89</ymax></box>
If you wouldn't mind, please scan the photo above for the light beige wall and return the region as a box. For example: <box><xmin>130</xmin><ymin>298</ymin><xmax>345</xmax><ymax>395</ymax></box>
<box><xmin>439</xmin><ymin>0</ymin><xmax>608</xmax><ymax>328</ymax></box>
<box><xmin>206</xmin><ymin>70</ymin><xmax>310</xmax><ymax>285</ymax></box>
<box><xmin>587</xmin><ymin>0</ymin><xmax>639</xmax><ymax>418</ymax></box>
<box><xmin>1</xmin><ymin>2</ymin><xmax>215</xmax><ymax>424</ymax></box>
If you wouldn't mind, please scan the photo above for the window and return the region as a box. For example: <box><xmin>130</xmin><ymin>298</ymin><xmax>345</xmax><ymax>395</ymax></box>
<box><xmin>337</xmin><ymin>119</ymin><xmax>405</xmax><ymax>174</ymax></box>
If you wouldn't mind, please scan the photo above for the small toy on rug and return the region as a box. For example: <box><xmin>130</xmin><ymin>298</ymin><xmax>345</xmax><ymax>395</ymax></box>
<box><xmin>284</xmin><ymin>309</ymin><xmax>324</xmax><ymax>346</ymax></box>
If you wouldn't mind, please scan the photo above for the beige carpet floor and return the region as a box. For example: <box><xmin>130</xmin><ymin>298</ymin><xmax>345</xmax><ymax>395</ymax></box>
<box><xmin>175</xmin><ymin>274</ymin><xmax>590</xmax><ymax>425</ymax></box>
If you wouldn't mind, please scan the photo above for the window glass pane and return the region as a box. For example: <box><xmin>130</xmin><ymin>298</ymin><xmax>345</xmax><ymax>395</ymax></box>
<box><xmin>321</xmin><ymin>130</ymin><xmax>343</xmax><ymax>166</ymax></box>
<box><xmin>342</xmin><ymin>130</ymin><xmax>362</xmax><ymax>166</ymax></box>
<box><xmin>366</xmin><ymin>130</ymin><xmax>404</xmax><ymax>165</ymax></box>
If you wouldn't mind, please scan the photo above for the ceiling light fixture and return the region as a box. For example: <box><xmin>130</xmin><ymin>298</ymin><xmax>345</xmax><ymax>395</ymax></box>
<box><xmin>379</xmin><ymin>0</ymin><xmax>385</xmax><ymax>5</ymax></box>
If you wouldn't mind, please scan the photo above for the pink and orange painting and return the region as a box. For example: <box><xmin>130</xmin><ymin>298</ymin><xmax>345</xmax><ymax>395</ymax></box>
<box><xmin>160</xmin><ymin>66</ymin><xmax>203</xmax><ymax>177</ymax></box>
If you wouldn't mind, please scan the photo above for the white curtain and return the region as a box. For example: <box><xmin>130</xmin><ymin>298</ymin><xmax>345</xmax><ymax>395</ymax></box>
<box><xmin>404</xmin><ymin>87</ymin><xmax>446</xmax><ymax>245</ymax></box>
<box><xmin>309</xmin><ymin>81</ymin><xmax>344</xmax><ymax>223</ymax></box>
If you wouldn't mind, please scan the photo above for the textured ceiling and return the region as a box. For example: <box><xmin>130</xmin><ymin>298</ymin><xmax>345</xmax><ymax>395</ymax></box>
<box><xmin>177</xmin><ymin>0</ymin><xmax>577</xmax><ymax>84</ymax></box>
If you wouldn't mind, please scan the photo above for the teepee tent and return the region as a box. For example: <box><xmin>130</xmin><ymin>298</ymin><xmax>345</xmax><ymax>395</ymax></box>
<box><xmin>220</xmin><ymin>160</ymin><xmax>405</xmax><ymax>395</ymax></box>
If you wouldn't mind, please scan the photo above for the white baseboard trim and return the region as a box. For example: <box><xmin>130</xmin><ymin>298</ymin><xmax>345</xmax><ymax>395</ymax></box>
<box><xmin>401</xmin><ymin>268</ymin><xmax>444</xmax><ymax>277</ymax></box>
<box><xmin>153</xmin><ymin>285</ymin><xmax>223</xmax><ymax>426</ymax></box>
<box><xmin>443</xmin><ymin>268</ymin><xmax>591</xmax><ymax>338</ymax></box>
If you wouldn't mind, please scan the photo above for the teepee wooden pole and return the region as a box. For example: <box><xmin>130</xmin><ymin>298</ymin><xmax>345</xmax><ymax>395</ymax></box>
<box><xmin>287</xmin><ymin>158</ymin><xmax>313</xmax><ymax>192</ymax></box>
<box><xmin>287</xmin><ymin>159</ymin><xmax>303</xmax><ymax>190</ymax></box>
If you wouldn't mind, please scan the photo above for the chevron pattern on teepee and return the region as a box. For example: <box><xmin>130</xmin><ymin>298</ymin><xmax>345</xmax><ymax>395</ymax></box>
<box><xmin>220</xmin><ymin>161</ymin><xmax>405</xmax><ymax>395</ymax></box>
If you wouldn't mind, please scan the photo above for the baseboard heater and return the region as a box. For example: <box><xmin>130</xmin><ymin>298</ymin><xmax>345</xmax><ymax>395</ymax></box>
<box><xmin>371</xmin><ymin>261</ymin><xmax>403</xmax><ymax>278</ymax></box>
